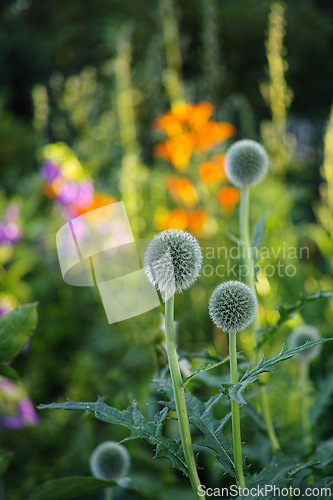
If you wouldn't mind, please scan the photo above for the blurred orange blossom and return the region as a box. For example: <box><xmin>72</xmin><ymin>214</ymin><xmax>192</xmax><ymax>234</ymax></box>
<box><xmin>154</xmin><ymin>208</ymin><xmax>207</xmax><ymax>235</ymax></box>
<box><xmin>153</xmin><ymin>102</ymin><xmax>236</xmax><ymax>169</ymax></box>
<box><xmin>217</xmin><ymin>186</ymin><xmax>240</xmax><ymax>213</ymax></box>
<box><xmin>199</xmin><ymin>154</ymin><xmax>227</xmax><ymax>184</ymax></box>
<box><xmin>166</xmin><ymin>176</ymin><xmax>198</xmax><ymax>207</ymax></box>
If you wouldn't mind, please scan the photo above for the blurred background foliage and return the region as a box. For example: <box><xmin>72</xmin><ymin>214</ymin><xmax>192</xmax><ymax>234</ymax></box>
<box><xmin>0</xmin><ymin>0</ymin><xmax>333</xmax><ymax>498</ymax></box>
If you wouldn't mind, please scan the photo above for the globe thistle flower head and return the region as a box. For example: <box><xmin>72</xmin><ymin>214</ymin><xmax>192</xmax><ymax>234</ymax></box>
<box><xmin>288</xmin><ymin>325</ymin><xmax>321</xmax><ymax>362</ymax></box>
<box><xmin>209</xmin><ymin>280</ymin><xmax>257</xmax><ymax>334</ymax></box>
<box><xmin>144</xmin><ymin>229</ymin><xmax>202</xmax><ymax>296</ymax></box>
<box><xmin>225</xmin><ymin>139</ymin><xmax>269</xmax><ymax>188</ymax></box>
<box><xmin>90</xmin><ymin>441</ymin><xmax>130</xmax><ymax>481</ymax></box>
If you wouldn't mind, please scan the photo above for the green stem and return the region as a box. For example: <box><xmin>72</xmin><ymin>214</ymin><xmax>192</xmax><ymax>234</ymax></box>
<box><xmin>239</xmin><ymin>186</ymin><xmax>281</xmax><ymax>451</ymax></box>
<box><xmin>165</xmin><ymin>294</ymin><xmax>204</xmax><ymax>500</ymax></box>
<box><xmin>299</xmin><ymin>359</ymin><xmax>312</xmax><ymax>449</ymax></box>
<box><xmin>229</xmin><ymin>331</ymin><xmax>247</xmax><ymax>490</ymax></box>
<box><xmin>105</xmin><ymin>487</ymin><xmax>112</xmax><ymax>500</ymax></box>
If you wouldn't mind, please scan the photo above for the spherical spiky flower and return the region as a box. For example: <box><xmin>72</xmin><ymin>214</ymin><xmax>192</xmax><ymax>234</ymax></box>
<box><xmin>209</xmin><ymin>280</ymin><xmax>257</xmax><ymax>334</ymax></box>
<box><xmin>90</xmin><ymin>441</ymin><xmax>130</xmax><ymax>481</ymax></box>
<box><xmin>144</xmin><ymin>229</ymin><xmax>202</xmax><ymax>295</ymax></box>
<box><xmin>288</xmin><ymin>325</ymin><xmax>321</xmax><ymax>362</ymax></box>
<box><xmin>225</xmin><ymin>139</ymin><xmax>269</xmax><ymax>188</ymax></box>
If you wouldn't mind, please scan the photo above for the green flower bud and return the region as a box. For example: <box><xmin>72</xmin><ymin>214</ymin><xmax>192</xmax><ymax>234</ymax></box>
<box><xmin>288</xmin><ymin>325</ymin><xmax>321</xmax><ymax>362</ymax></box>
<box><xmin>209</xmin><ymin>280</ymin><xmax>257</xmax><ymax>334</ymax></box>
<box><xmin>144</xmin><ymin>229</ymin><xmax>202</xmax><ymax>295</ymax></box>
<box><xmin>225</xmin><ymin>139</ymin><xmax>269</xmax><ymax>188</ymax></box>
<box><xmin>90</xmin><ymin>441</ymin><xmax>130</xmax><ymax>481</ymax></box>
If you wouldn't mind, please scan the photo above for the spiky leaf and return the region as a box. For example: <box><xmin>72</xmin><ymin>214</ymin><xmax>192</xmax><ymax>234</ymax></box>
<box><xmin>38</xmin><ymin>398</ymin><xmax>187</xmax><ymax>475</ymax></box>
<box><xmin>182</xmin><ymin>357</ymin><xmax>230</xmax><ymax>388</ymax></box>
<box><xmin>155</xmin><ymin>379</ymin><xmax>235</xmax><ymax>476</ymax></box>
<box><xmin>251</xmin><ymin>215</ymin><xmax>267</xmax><ymax>255</ymax></box>
<box><xmin>227</xmin><ymin>339</ymin><xmax>333</xmax><ymax>405</ymax></box>
<box><xmin>310</xmin><ymin>372</ymin><xmax>333</xmax><ymax>426</ymax></box>
<box><xmin>257</xmin><ymin>291</ymin><xmax>333</xmax><ymax>347</ymax></box>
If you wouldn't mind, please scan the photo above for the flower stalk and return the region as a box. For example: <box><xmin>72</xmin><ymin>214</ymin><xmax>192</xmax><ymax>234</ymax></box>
<box><xmin>299</xmin><ymin>359</ymin><xmax>312</xmax><ymax>449</ymax></box>
<box><xmin>165</xmin><ymin>294</ymin><xmax>204</xmax><ymax>500</ymax></box>
<box><xmin>105</xmin><ymin>487</ymin><xmax>112</xmax><ymax>500</ymax></box>
<box><xmin>229</xmin><ymin>331</ymin><xmax>247</xmax><ymax>490</ymax></box>
<box><xmin>239</xmin><ymin>186</ymin><xmax>281</xmax><ymax>451</ymax></box>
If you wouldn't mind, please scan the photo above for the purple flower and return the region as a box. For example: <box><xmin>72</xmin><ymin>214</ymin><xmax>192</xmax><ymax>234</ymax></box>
<box><xmin>76</xmin><ymin>180</ymin><xmax>94</xmax><ymax>207</ymax></box>
<box><xmin>56</xmin><ymin>182</ymin><xmax>80</xmax><ymax>206</ymax></box>
<box><xmin>0</xmin><ymin>378</ymin><xmax>39</xmax><ymax>430</ymax></box>
<box><xmin>6</xmin><ymin>203</ymin><xmax>20</xmax><ymax>222</ymax></box>
<box><xmin>0</xmin><ymin>302</ymin><xmax>11</xmax><ymax>317</ymax></box>
<box><xmin>0</xmin><ymin>204</ymin><xmax>22</xmax><ymax>246</ymax></box>
<box><xmin>4</xmin><ymin>222</ymin><xmax>22</xmax><ymax>244</ymax></box>
<box><xmin>2</xmin><ymin>398</ymin><xmax>39</xmax><ymax>429</ymax></box>
<box><xmin>41</xmin><ymin>161</ymin><xmax>61</xmax><ymax>182</ymax></box>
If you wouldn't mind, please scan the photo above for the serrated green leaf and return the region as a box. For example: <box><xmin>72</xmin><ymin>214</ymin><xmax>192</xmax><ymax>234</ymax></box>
<box><xmin>223</xmin><ymin>230</ymin><xmax>243</xmax><ymax>246</ymax></box>
<box><xmin>182</xmin><ymin>357</ymin><xmax>230</xmax><ymax>388</ymax></box>
<box><xmin>0</xmin><ymin>363</ymin><xmax>19</xmax><ymax>381</ymax></box>
<box><xmin>178</xmin><ymin>349</ymin><xmax>222</xmax><ymax>363</ymax></box>
<box><xmin>228</xmin><ymin>339</ymin><xmax>333</xmax><ymax>405</ymax></box>
<box><xmin>38</xmin><ymin>398</ymin><xmax>187</xmax><ymax>475</ymax></box>
<box><xmin>251</xmin><ymin>215</ymin><xmax>267</xmax><ymax>254</ymax></box>
<box><xmin>155</xmin><ymin>379</ymin><xmax>235</xmax><ymax>476</ymax></box>
<box><xmin>310</xmin><ymin>372</ymin><xmax>333</xmax><ymax>426</ymax></box>
<box><xmin>257</xmin><ymin>291</ymin><xmax>333</xmax><ymax>347</ymax></box>
<box><xmin>28</xmin><ymin>476</ymin><xmax>123</xmax><ymax>500</ymax></box>
<box><xmin>0</xmin><ymin>303</ymin><xmax>38</xmax><ymax>363</ymax></box>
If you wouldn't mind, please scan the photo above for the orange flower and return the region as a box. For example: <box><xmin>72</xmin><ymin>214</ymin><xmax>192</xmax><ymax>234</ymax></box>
<box><xmin>217</xmin><ymin>186</ymin><xmax>240</xmax><ymax>213</ymax></box>
<box><xmin>153</xmin><ymin>101</ymin><xmax>236</xmax><ymax>168</ymax></box>
<box><xmin>167</xmin><ymin>176</ymin><xmax>198</xmax><ymax>207</ymax></box>
<box><xmin>153</xmin><ymin>102</ymin><xmax>214</xmax><ymax>137</ymax></box>
<box><xmin>153</xmin><ymin>134</ymin><xmax>195</xmax><ymax>170</ymax></box>
<box><xmin>73</xmin><ymin>192</ymin><xmax>117</xmax><ymax>216</ymax></box>
<box><xmin>187</xmin><ymin>209</ymin><xmax>208</xmax><ymax>235</ymax></box>
<box><xmin>154</xmin><ymin>209</ymin><xmax>188</xmax><ymax>231</ymax></box>
<box><xmin>199</xmin><ymin>154</ymin><xmax>227</xmax><ymax>184</ymax></box>
<box><xmin>194</xmin><ymin>121</ymin><xmax>236</xmax><ymax>152</ymax></box>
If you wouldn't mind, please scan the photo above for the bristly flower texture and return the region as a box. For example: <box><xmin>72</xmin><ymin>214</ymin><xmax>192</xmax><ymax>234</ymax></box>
<box><xmin>225</xmin><ymin>139</ymin><xmax>269</xmax><ymax>188</ymax></box>
<box><xmin>209</xmin><ymin>280</ymin><xmax>257</xmax><ymax>334</ymax></box>
<box><xmin>288</xmin><ymin>325</ymin><xmax>321</xmax><ymax>362</ymax></box>
<box><xmin>90</xmin><ymin>441</ymin><xmax>130</xmax><ymax>481</ymax></box>
<box><xmin>144</xmin><ymin>229</ymin><xmax>203</xmax><ymax>296</ymax></box>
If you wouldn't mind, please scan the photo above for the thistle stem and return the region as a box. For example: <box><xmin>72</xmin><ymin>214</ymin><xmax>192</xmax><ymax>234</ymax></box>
<box><xmin>299</xmin><ymin>359</ymin><xmax>312</xmax><ymax>449</ymax></box>
<box><xmin>239</xmin><ymin>186</ymin><xmax>281</xmax><ymax>451</ymax></box>
<box><xmin>229</xmin><ymin>331</ymin><xmax>247</xmax><ymax>490</ymax></box>
<box><xmin>105</xmin><ymin>487</ymin><xmax>112</xmax><ymax>500</ymax></box>
<box><xmin>165</xmin><ymin>294</ymin><xmax>204</xmax><ymax>500</ymax></box>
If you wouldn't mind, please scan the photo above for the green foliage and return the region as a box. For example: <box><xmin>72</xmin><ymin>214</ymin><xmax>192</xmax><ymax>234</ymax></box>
<box><xmin>38</xmin><ymin>398</ymin><xmax>188</xmax><ymax>476</ymax></box>
<box><xmin>0</xmin><ymin>303</ymin><xmax>37</xmax><ymax>363</ymax></box>
<box><xmin>182</xmin><ymin>356</ymin><xmax>230</xmax><ymax>388</ymax></box>
<box><xmin>226</xmin><ymin>339</ymin><xmax>333</xmax><ymax>405</ymax></box>
<box><xmin>310</xmin><ymin>372</ymin><xmax>333</xmax><ymax>427</ymax></box>
<box><xmin>257</xmin><ymin>291</ymin><xmax>333</xmax><ymax>347</ymax></box>
<box><xmin>28</xmin><ymin>476</ymin><xmax>129</xmax><ymax>500</ymax></box>
<box><xmin>155</xmin><ymin>379</ymin><xmax>235</xmax><ymax>476</ymax></box>
<box><xmin>251</xmin><ymin>215</ymin><xmax>267</xmax><ymax>261</ymax></box>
